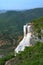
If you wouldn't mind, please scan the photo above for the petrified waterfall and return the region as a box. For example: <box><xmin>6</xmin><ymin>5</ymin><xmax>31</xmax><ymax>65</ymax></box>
<box><xmin>15</xmin><ymin>23</ymin><xmax>33</xmax><ymax>54</ymax></box>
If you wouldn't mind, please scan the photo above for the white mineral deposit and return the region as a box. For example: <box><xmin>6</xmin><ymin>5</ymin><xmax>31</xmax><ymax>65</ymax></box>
<box><xmin>15</xmin><ymin>23</ymin><xmax>33</xmax><ymax>54</ymax></box>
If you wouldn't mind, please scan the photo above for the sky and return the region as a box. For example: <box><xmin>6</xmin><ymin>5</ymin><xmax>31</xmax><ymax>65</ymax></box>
<box><xmin>0</xmin><ymin>0</ymin><xmax>43</xmax><ymax>10</ymax></box>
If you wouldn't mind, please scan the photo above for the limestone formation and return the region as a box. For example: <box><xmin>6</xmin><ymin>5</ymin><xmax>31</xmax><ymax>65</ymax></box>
<box><xmin>15</xmin><ymin>23</ymin><xmax>34</xmax><ymax>54</ymax></box>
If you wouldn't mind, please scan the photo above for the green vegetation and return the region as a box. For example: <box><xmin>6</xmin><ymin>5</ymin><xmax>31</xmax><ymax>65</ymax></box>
<box><xmin>32</xmin><ymin>17</ymin><xmax>43</xmax><ymax>37</ymax></box>
<box><xmin>0</xmin><ymin>8</ymin><xmax>43</xmax><ymax>40</ymax></box>
<box><xmin>0</xmin><ymin>52</ymin><xmax>14</xmax><ymax>65</ymax></box>
<box><xmin>10</xmin><ymin>42</ymin><xmax>43</xmax><ymax>65</ymax></box>
<box><xmin>0</xmin><ymin>8</ymin><xmax>43</xmax><ymax>65</ymax></box>
<box><xmin>0</xmin><ymin>44</ymin><xmax>14</xmax><ymax>55</ymax></box>
<box><xmin>0</xmin><ymin>42</ymin><xmax>43</xmax><ymax>65</ymax></box>
<box><xmin>32</xmin><ymin>17</ymin><xmax>43</xmax><ymax>29</ymax></box>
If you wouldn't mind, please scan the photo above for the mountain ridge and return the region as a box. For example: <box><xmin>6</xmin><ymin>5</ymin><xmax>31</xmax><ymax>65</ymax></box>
<box><xmin>0</xmin><ymin>8</ymin><xmax>43</xmax><ymax>40</ymax></box>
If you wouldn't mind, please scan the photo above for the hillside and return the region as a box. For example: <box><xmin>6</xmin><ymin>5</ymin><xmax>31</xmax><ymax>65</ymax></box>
<box><xmin>0</xmin><ymin>8</ymin><xmax>43</xmax><ymax>65</ymax></box>
<box><xmin>0</xmin><ymin>8</ymin><xmax>43</xmax><ymax>57</ymax></box>
<box><xmin>0</xmin><ymin>8</ymin><xmax>43</xmax><ymax>41</ymax></box>
<box><xmin>4</xmin><ymin>16</ymin><xmax>43</xmax><ymax>65</ymax></box>
<box><xmin>5</xmin><ymin>42</ymin><xmax>43</xmax><ymax>65</ymax></box>
<box><xmin>32</xmin><ymin>17</ymin><xmax>43</xmax><ymax>29</ymax></box>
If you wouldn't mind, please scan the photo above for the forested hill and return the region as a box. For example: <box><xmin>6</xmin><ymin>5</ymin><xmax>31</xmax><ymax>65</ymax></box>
<box><xmin>0</xmin><ymin>8</ymin><xmax>43</xmax><ymax>40</ymax></box>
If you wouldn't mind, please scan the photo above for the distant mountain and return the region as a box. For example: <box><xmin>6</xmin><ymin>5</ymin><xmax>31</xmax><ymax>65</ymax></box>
<box><xmin>0</xmin><ymin>10</ymin><xmax>6</xmax><ymax>14</ymax></box>
<box><xmin>0</xmin><ymin>8</ymin><xmax>43</xmax><ymax>40</ymax></box>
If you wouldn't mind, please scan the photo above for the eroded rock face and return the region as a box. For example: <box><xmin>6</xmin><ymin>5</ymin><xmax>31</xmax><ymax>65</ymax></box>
<box><xmin>0</xmin><ymin>39</ymin><xmax>15</xmax><ymax>47</ymax></box>
<box><xmin>15</xmin><ymin>23</ymin><xmax>34</xmax><ymax>54</ymax></box>
<box><xmin>0</xmin><ymin>40</ymin><xmax>10</xmax><ymax>47</ymax></box>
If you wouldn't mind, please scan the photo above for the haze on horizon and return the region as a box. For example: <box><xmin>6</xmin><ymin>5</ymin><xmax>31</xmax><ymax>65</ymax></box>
<box><xmin>0</xmin><ymin>0</ymin><xmax>43</xmax><ymax>10</ymax></box>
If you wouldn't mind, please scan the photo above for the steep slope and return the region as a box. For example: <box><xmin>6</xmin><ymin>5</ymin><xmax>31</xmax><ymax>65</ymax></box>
<box><xmin>31</xmin><ymin>17</ymin><xmax>43</xmax><ymax>37</ymax></box>
<box><xmin>5</xmin><ymin>42</ymin><xmax>43</xmax><ymax>65</ymax></box>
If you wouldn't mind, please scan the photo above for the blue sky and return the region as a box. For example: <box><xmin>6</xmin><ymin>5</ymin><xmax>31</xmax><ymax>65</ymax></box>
<box><xmin>0</xmin><ymin>0</ymin><xmax>43</xmax><ymax>10</ymax></box>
